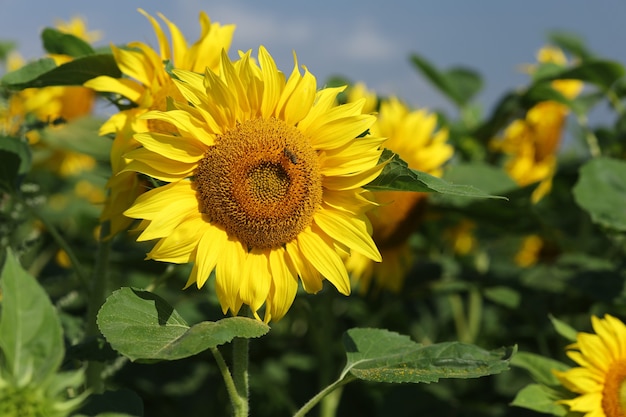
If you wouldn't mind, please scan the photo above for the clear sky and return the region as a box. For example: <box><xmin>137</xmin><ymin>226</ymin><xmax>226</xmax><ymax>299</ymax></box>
<box><xmin>2</xmin><ymin>0</ymin><xmax>625</xmax><ymax>119</ymax></box>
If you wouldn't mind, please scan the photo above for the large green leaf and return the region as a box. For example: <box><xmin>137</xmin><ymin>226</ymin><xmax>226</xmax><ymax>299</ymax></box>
<box><xmin>366</xmin><ymin>150</ymin><xmax>506</xmax><ymax>200</ymax></box>
<box><xmin>1</xmin><ymin>54</ymin><xmax>121</xmax><ymax>89</ymax></box>
<box><xmin>0</xmin><ymin>248</ymin><xmax>64</xmax><ymax>383</ymax></box>
<box><xmin>41</xmin><ymin>28</ymin><xmax>95</xmax><ymax>58</ymax></box>
<box><xmin>510</xmin><ymin>351</ymin><xmax>570</xmax><ymax>387</ymax></box>
<box><xmin>340</xmin><ymin>328</ymin><xmax>515</xmax><ymax>383</ymax></box>
<box><xmin>573</xmin><ymin>157</ymin><xmax>626</xmax><ymax>231</ymax></box>
<box><xmin>511</xmin><ymin>384</ymin><xmax>568</xmax><ymax>416</ymax></box>
<box><xmin>409</xmin><ymin>53</ymin><xmax>482</xmax><ymax>107</ymax></box>
<box><xmin>97</xmin><ymin>288</ymin><xmax>270</xmax><ymax>361</ymax></box>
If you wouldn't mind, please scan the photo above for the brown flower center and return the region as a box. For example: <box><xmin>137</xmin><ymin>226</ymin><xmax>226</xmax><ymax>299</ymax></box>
<box><xmin>195</xmin><ymin>117</ymin><xmax>322</xmax><ymax>250</ymax></box>
<box><xmin>602</xmin><ymin>359</ymin><xmax>626</xmax><ymax>417</ymax></box>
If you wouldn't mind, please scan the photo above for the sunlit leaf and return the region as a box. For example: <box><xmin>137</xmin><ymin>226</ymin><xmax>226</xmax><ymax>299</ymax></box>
<box><xmin>573</xmin><ymin>157</ymin><xmax>626</xmax><ymax>231</ymax></box>
<box><xmin>0</xmin><ymin>248</ymin><xmax>64</xmax><ymax>383</ymax></box>
<box><xmin>366</xmin><ymin>150</ymin><xmax>507</xmax><ymax>200</ymax></box>
<box><xmin>511</xmin><ymin>384</ymin><xmax>568</xmax><ymax>416</ymax></box>
<box><xmin>510</xmin><ymin>351</ymin><xmax>570</xmax><ymax>387</ymax></box>
<box><xmin>340</xmin><ymin>328</ymin><xmax>515</xmax><ymax>383</ymax></box>
<box><xmin>97</xmin><ymin>288</ymin><xmax>269</xmax><ymax>361</ymax></box>
<box><xmin>41</xmin><ymin>28</ymin><xmax>95</xmax><ymax>57</ymax></box>
<box><xmin>549</xmin><ymin>315</ymin><xmax>579</xmax><ymax>343</ymax></box>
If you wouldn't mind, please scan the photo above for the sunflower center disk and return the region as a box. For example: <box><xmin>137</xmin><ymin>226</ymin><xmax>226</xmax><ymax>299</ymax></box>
<box><xmin>602</xmin><ymin>359</ymin><xmax>626</xmax><ymax>417</ymax></box>
<box><xmin>195</xmin><ymin>118</ymin><xmax>322</xmax><ymax>250</ymax></box>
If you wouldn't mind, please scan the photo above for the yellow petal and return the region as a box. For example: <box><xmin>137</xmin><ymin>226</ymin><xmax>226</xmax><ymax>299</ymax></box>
<box><xmin>125</xmin><ymin>181</ymin><xmax>194</xmax><ymax>220</ymax></box>
<box><xmin>286</xmin><ymin>241</ymin><xmax>323</xmax><ymax>294</ymax></box>
<box><xmin>133</xmin><ymin>132</ymin><xmax>206</xmax><ymax>163</ymax></box>
<box><xmin>188</xmin><ymin>225</ymin><xmax>227</xmax><ymax>288</ymax></box>
<box><xmin>239</xmin><ymin>249</ymin><xmax>272</xmax><ymax>313</ymax></box>
<box><xmin>266</xmin><ymin>247</ymin><xmax>298</xmax><ymax>321</ymax></box>
<box><xmin>215</xmin><ymin>238</ymin><xmax>247</xmax><ymax>314</ymax></box>
<box><xmin>146</xmin><ymin>213</ymin><xmax>207</xmax><ymax>263</ymax></box>
<box><xmin>314</xmin><ymin>207</ymin><xmax>380</xmax><ymax>261</ymax></box>
<box><xmin>258</xmin><ymin>46</ymin><xmax>284</xmax><ymax>118</ymax></box>
<box><xmin>296</xmin><ymin>227</ymin><xmax>351</xmax><ymax>295</ymax></box>
<box><xmin>323</xmin><ymin>160</ymin><xmax>386</xmax><ymax>190</ymax></box>
<box><xmin>84</xmin><ymin>76</ymin><xmax>144</xmax><ymax>103</ymax></box>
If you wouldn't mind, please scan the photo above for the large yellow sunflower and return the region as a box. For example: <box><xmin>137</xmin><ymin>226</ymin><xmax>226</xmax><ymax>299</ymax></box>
<box><xmin>84</xmin><ymin>9</ymin><xmax>235</xmax><ymax>238</ymax></box>
<box><xmin>553</xmin><ymin>314</ymin><xmax>626</xmax><ymax>417</ymax></box>
<box><xmin>122</xmin><ymin>47</ymin><xmax>385</xmax><ymax>322</ymax></box>
<box><xmin>345</xmin><ymin>85</ymin><xmax>453</xmax><ymax>293</ymax></box>
<box><xmin>493</xmin><ymin>46</ymin><xmax>583</xmax><ymax>203</ymax></box>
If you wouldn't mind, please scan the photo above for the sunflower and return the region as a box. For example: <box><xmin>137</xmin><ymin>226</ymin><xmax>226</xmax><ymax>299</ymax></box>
<box><xmin>84</xmin><ymin>9</ymin><xmax>235</xmax><ymax>238</ymax></box>
<box><xmin>493</xmin><ymin>46</ymin><xmax>583</xmax><ymax>203</ymax></box>
<box><xmin>344</xmin><ymin>85</ymin><xmax>453</xmax><ymax>293</ymax></box>
<box><xmin>122</xmin><ymin>47</ymin><xmax>385</xmax><ymax>322</ymax></box>
<box><xmin>553</xmin><ymin>314</ymin><xmax>626</xmax><ymax>417</ymax></box>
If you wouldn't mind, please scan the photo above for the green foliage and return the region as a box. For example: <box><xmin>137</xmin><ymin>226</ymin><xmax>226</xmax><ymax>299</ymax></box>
<box><xmin>41</xmin><ymin>28</ymin><xmax>95</xmax><ymax>58</ymax></box>
<box><xmin>366</xmin><ymin>149</ymin><xmax>507</xmax><ymax>200</ymax></box>
<box><xmin>409</xmin><ymin>53</ymin><xmax>483</xmax><ymax>107</ymax></box>
<box><xmin>1</xmin><ymin>54</ymin><xmax>121</xmax><ymax>89</ymax></box>
<box><xmin>341</xmin><ymin>328</ymin><xmax>515</xmax><ymax>383</ymax></box>
<box><xmin>573</xmin><ymin>157</ymin><xmax>626</xmax><ymax>231</ymax></box>
<box><xmin>98</xmin><ymin>288</ymin><xmax>270</xmax><ymax>361</ymax></box>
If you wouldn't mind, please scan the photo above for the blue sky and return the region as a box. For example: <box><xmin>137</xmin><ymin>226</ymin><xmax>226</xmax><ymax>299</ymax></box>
<box><xmin>2</xmin><ymin>0</ymin><xmax>625</xmax><ymax>119</ymax></box>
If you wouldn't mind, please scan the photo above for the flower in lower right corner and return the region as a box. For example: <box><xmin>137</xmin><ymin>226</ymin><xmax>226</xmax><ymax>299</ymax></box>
<box><xmin>553</xmin><ymin>314</ymin><xmax>626</xmax><ymax>417</ymax></box>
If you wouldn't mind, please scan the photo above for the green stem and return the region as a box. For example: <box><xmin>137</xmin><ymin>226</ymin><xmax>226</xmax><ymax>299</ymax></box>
<box><xmin>293</xmin><ymin>375</ymin><xmax>356</xmax><ymax>417</ymax></box>
<box><xmin>232</xmin><ymin>337</ymin><xmax>249</xmax><ymax>417</ymax></box>
<box><xmin>576</xmin><ymin>113</ymin><xmax>601</xmax><ymax>158</ymax></box>
<box><xmin>211</xmin><ymin>347</ymin><xmax>241</xmax><ymax>416</ymax></box>
<box><xmin>84</xmin><ymin>223</ymin><xmax>112</xmax><ymax>393</ymax></box>
<box><xmin>466</xmin><ymin>287</ymin><xmax>483</xmax><ymax>344</ymax></box>
<box><xmin>448</xmin><ymin>293</ymin><xmax>469</xmax><ymax>343</ymax></box>
<box><xmin>27</xmin><ymin>204</ymin><xmax>90</xmax><ymax>293</ymax></box>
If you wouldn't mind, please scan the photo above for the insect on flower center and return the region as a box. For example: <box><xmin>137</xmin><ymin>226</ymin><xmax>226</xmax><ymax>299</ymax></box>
<box><xmin>602</xmin><ymin>358</ymin><xmax>626</xmax><ymax>417</ymax></box>
<box><xmin>195</xmin><ymin>117</ymin><xmax>322</xmax><ymax>250</ymax></box>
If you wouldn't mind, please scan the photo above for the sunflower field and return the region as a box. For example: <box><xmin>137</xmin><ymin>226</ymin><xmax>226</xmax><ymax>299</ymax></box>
<box><xmin>1</xmin><ymin>8</ymin><xmax>626</xmax><ymax>417</ymax></box>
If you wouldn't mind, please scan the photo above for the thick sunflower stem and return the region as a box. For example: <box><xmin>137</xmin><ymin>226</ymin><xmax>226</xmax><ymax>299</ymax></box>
<box><xmin>84</xmin><ymin>223</ymin><xmax>112</xmax><ymax>393</ymax></box>
<box><xmin>232</xmin><ymin>337</ymin><xmax>250</xmax><ymax>417</ymax></box>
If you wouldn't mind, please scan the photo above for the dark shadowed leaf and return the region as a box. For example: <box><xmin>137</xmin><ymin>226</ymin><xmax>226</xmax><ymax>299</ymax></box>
<box><xmin>366</xmin><ymin>150</ymin><xmax>506</xmax><ymax>200</ymax></box>
<box><xmin>340</xmin><ymin>328</ymin><xmax>515</xmax><ymax>383</ymax></box>
<box><xmin>41</xmin><ymin>27</ymin><xmax>95</xmax><ymax>57</ymax></box>
<box><xmin>1</xmin><ymin>54</ymin><xmax>121</xmax><ymax>89</ymax></box>
<box><xmin>97</xmin><ymin>288</ymin><xmax>269</xmax><ymax>361</ymax></box>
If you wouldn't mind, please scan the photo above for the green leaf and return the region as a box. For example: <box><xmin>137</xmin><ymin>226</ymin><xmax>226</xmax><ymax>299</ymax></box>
<box><xmin>1</xmin><ymin>54</ymin><xmax>121</xmax><ymax>89</ymax></box>
<box><xmin>558</xmin><ymin>60</ymin><xmax>625</xmax><ymax>91</ymax></box>
<box><xmin>572</xmin><ymin>157</ymin><xmax>626</xmax><ymax>231</ymax></box>
<box><xmin>0</xmin><ymin>135</ymin><xmax>32</xmax><ymax>176</ymax></box>
<box><xmin>0</xmin><ymin>40</ymin><xmax>16</xmax><ymax>61</ymax></box>
<box><xmin>41</xmin><ymin>28</ymin><xmax>95</xmax><ymax>58</ymax></box>
<box><xmin>510</xmin><ymin>351</ymin><xmax>570</xmax><ymax>387</ymax></box>
<box><xmin>409</xmin><ymin>53</ymin><xmax>482</xmax><ymax>107</ymax></box>
<box><xmin>97</xmin><ymin>288</ymin><xmax>269</xmax><ymax>361</ymax></box>
<box><xmin>511</xmin><ymin>384</ymin><xmax>568</xmax><ymax>416</ymax></box>
<box><xmin>548</xmin><ymin>30</ymin><xmax>594</xmax><ymax>61</ymax></box>
<box><xmin>0</xmin><ymin>248</ymin><xmax>64</xmax><ymax>383</ymax></box>
<box><xmin>366</xmin><ymin>150</ymin><xmax>507</xmax><ymax>200</ymax></box>
<box><xmin>549</xmin><ymin>315</ymin><xmax>579</xmax><ymax>343</ymax></box>
<box><xmin>340</xmin><ymin>328</ymin><xmax>515</xmax><ymax>383</ymax></box>
<box><xmin>0</xmin><ymin>150</ymin><xmax>20</xmax><ymax>192</ymax></box>
<box><xmin>483</xmin><ymin>286</ymin><xmax>521</xmax><ymax>309</ymax></box>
